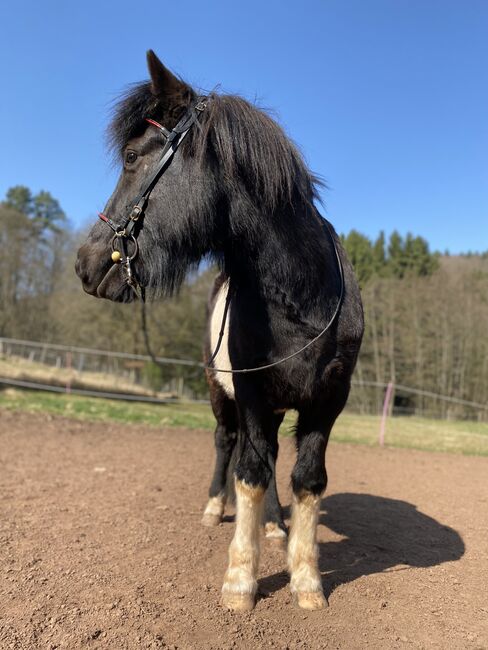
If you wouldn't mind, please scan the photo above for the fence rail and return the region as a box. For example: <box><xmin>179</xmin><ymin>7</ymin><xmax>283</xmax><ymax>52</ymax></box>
<box><xmin>0</xmin><ymin>376</ymin><xmax>208</xmax><ymax>403</ymax></box>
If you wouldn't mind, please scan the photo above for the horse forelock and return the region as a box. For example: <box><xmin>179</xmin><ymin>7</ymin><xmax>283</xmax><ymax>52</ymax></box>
<box><xmin>107</xmin><ymin>81</ymin><xmax>193</xmax><ymax>161</ymax></box>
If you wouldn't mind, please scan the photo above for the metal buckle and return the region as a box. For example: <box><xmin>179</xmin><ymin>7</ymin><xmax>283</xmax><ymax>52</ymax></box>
<box><xmin>130</xmin><ymin>205</ymin><xmax>142</xmax><ymax>221</ymax></box>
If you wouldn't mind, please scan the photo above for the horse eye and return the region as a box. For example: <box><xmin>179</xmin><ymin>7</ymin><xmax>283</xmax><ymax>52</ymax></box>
<box><xmin>125</xmin><ymin>151</ymin><xmax>138</xmax><ymax>165</ymax></box>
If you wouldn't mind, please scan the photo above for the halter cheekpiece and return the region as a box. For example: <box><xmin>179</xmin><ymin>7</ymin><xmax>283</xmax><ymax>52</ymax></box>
<box><xmin>98</xmin><ymin>98</ymin><xmax>207</xmax><ymax>296</ymax></box>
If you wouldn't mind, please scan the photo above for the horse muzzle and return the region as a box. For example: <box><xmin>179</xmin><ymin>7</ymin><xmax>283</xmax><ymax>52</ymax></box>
<box><xmin>75</xmin><ymin>242</ymin><xmax>134</xmax><ymax>302</ymax></box>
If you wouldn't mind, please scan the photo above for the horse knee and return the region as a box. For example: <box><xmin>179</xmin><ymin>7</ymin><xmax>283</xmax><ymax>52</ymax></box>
<box><xmin>291</xmin><ymin>431</ymin><xmax>328</xmax><ymax>496</ymax></box>
<box><xmin>291</xmin><ymin>465</ymin><xmax>327</xmax><ymax>497</ymax></box>
<box><xmin>234</xmin><ymin>437</ymin><xmax>272</xmax><ymax>489</ymax></box>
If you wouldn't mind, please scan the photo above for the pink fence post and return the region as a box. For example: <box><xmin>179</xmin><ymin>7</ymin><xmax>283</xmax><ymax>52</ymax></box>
<box><xmin>65</xmin><ymin>351</ymin><xmax>72</xmax><ymax>394</ymax></box>
<box><xmin>379</xmin><ymin>381</ymin><xmax>394</xmax><ymax>447</ymax></box>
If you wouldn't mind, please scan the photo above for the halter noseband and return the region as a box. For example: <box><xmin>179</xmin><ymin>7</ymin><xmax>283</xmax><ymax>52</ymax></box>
<box><xmin>98</xmin><ymin>98</ymin><xmax>207</xmax><ymax>296</ymax></box>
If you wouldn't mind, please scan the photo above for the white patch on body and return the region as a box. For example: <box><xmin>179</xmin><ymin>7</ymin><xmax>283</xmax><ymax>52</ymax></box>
<box><xmin>209</xmin><ymin>280</ymin><xmax>235</xmax><ymax>399</ymax></box>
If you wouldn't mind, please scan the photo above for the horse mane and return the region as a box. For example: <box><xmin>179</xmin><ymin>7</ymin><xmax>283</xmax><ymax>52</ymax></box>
<box><xmin>192</xmin><ymin>94</ymin><xmax>322</xmax><ymax>213</ymax></box>
<box><xmin>108</xmin><ymin>82</ymin><xmax>322</xmax><ymax>214</ymax></box>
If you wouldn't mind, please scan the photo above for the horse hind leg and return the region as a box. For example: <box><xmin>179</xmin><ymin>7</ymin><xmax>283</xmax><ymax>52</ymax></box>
<box><xmin>263</xmin><ymin>464</ymin><xmax>287</xmax><ymax>549</ymax></box>
<box><xmin>263</xmin><ymin>413</ymin><xmax>287</xmax><ymax>549</ymax></box>
<box><xmin>202</xmin><ymin>395</ymin><xmax>238</xmax><ymax>527</ymax></box>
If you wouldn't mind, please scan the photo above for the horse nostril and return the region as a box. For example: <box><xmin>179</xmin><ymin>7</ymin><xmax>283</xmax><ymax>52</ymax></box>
<box><xmin>75</xmin><ymin>255</ymin><xmax>90</xmax><ymax>284</ymax></box>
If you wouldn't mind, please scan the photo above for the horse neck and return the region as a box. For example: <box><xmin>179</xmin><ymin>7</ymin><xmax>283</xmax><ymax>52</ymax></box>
<box><xmin>224</xmin><ymin>200</ymin><xmax>340</xmax><ymax>319</ymax></box>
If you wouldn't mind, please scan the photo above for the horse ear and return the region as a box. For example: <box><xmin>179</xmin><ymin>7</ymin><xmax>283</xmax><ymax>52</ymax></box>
<box><xmin>146</xmin><ymin>50</ymin><xmax>187</xmax><ymax>97</ymax></box>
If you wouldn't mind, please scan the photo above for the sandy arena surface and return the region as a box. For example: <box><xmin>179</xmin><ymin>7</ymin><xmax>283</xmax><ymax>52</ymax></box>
<box><xmin>0</xmin><ymin>409</ymin><xmax>487</xmax><ymax>649</ymax></box>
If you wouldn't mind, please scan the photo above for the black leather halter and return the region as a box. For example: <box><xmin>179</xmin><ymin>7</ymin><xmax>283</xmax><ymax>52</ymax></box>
<box><xmin>99</xmin><ymin>98</ymin><xmax>207</xmax><ymax>294</ymax></box>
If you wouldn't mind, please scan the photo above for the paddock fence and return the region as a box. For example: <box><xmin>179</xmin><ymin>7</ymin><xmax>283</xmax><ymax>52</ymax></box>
<box><xmin>0</xmin><ymin>337</ymin><xmax>487</xmax><ymax>422</ymax></box>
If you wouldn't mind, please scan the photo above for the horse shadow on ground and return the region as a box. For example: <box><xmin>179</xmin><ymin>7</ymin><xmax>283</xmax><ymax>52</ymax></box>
<box><xmin>258</xmin><ymin>493</ymin><xmax>465</xmax><ymax>600</ymax></box>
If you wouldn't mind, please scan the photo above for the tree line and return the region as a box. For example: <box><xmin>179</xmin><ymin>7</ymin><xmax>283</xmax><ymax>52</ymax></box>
<box><xmin>340</xmin><ymin>230</ymin><xmax>439</xmax><ymax>284</ymax></box>
<box><xmin>1</xmin><ymin>185</ymin><xmax>487</xmax><ymax>417</ymax></box>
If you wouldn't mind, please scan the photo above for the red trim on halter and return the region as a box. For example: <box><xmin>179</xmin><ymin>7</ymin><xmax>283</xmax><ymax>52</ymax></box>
<box><xmin>98</xmin><ymin>212</ymin><xmax>109</xmax><ymax>222</ymax></box>
<box><xmin>146</xmin><ymin>118</ymin><xmax>164</xmax><ymax>130</ymax></box>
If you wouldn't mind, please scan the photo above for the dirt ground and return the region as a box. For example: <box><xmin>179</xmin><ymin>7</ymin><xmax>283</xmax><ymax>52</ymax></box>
<box><xmin>1</xmin><ymin>410</ymin><xmax>487</xmax><ymax>650</ymax></box>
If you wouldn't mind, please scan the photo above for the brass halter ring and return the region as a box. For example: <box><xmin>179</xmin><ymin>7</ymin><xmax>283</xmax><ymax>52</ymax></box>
<box><xmin>110</xmin><ymin>233</ymin><xmax>139</xmax><ymax>263</ymax></box>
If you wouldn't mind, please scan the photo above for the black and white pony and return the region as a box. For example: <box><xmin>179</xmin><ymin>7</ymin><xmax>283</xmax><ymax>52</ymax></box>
<box><xmin>76</xmin><ymin>51</ymin><xmax>364</xmax><ymax>611</ymax></box>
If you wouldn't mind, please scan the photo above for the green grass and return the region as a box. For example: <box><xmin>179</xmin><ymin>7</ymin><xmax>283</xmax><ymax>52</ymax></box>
<box><xmin>0</xmin><ymin>388</ymin><xmax>215</xmax><ymax>430</ymax></box>
<box><xmin>329</xmin><ymin>412</ymin><xmax>488</xmax><ymax>456</ymax></box>
<box><xmin>1</xmin><ymin>388</ymin><xmax>488</xmax><ymax>456</ymax></box>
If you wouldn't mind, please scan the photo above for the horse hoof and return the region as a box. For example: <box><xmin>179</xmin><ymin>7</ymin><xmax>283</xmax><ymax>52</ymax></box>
<box><xmin>264</xmin><ymin>522</ymin><xmax>287</xmax><ymax>549</ymax></box>
<box><xmin>266</xmin><ymin>534</ymin><xmax>287</xmax><ymax>550</ymax></box>
<box><xmin>201</xmin><ymin>513</ymin><xmax>222</xmax><ymax>527</ymax></box>
<box><xmin>296</xmin><ymin>591</ymin><xmax>328</xmax><ymax>610</ymax></box>
<box><xmin>221</xmin><ymin>592</ymin><xmax>255</xmax><ymax>611</ymax></box>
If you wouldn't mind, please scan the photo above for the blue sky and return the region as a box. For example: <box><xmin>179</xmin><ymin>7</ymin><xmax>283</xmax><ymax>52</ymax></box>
<box><xmin>1</xmin><ymin>0</ymin><xmax>486</xmax><ymax>253</ymax></box>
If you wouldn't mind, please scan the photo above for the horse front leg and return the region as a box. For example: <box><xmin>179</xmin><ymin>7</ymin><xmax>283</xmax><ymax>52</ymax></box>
<box><xmin>288</xmin><ymin>423</ymin><xmax>329</xmax><ymax>610</ymax></box>
<box><xmin>221</xmin><ymin>399</ymin><xmax>273</xmax><ymax>611</ymax></box>
<box><xmin>221</xmin><ymin>478</ymin><xmax>265</xmax><ymax>611</ymax></box>
<box><xmin>288</xmin><ymin>485</ymin><xmax>326</xmax><ymax>610</ymax></box>
<box><xmin>288</xmin><ymin>392</ymin><xmax>348</xmax><ymax>610</ymax></box>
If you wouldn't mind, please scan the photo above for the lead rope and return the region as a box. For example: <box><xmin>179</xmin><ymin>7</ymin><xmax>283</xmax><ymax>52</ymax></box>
<box><xmin>138</xmin><ymin>219</ymin><xmax>344</xmax><ymax>374</ymax></box>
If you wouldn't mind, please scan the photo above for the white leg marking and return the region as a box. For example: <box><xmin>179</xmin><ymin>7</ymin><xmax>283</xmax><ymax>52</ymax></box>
<box><xmin>264</xmin><ymin>521</ymin><xmax>287</xmax><ymax>539</ymax></box>
<box><xmin>209</xmin><ymin>280</ymin><xmax>234</xmax><ymax>399</ymax></box>
<box><xmin>222</xmin><ymin>480</ymin><xmax>264</xmax><ymax>611</ymax></box>
<box><xmin>288</xmin><ymin>491</ymin><xmax>327</xmax><ymax>610</ymax></box>
<box><xmin>201</xmin><ymin>493</ymin><xmax>226</xmax><ymax>526</ymax></box>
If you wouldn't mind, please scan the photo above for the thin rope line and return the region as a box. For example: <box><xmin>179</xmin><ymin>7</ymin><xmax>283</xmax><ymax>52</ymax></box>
<box><xmin>140</xmin><ymin>221</ymin><xmax>344</xmax><ymax>375</ymax></box>
<box><xmin>203</xmin><ymin>220</ymin><xmax>344</xmax><ymax>373</ymax></box>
